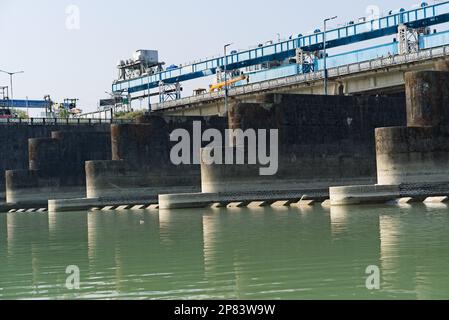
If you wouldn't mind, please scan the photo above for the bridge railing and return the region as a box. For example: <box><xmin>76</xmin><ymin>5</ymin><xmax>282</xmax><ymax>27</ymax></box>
<box><xmin>0</xmin><ymin>117</ymin><xmax>132</xmax><ymax>126</ymax></box>
<box><xmin>77</xmin><ymin>107</ymin><xmax>114</xmax><ymax>120</ymax></box>
<box><xmin>152</xmin><ymin>44</ymin><xmax>449</xmax><ymax>112</ymax></box>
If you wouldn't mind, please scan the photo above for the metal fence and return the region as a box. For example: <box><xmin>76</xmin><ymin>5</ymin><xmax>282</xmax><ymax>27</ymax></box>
<box><xmin>0</xmin><ymin>117</ymin><xmax>132</xmax><ymax>126</ymax></box>
<box><xmin>77</xmin><ymin>107</ymin><xmax>114</xmax><ymax>120</ymax></box>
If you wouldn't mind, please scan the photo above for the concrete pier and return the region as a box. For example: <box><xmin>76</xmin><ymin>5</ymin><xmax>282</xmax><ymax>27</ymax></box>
<box><xmin>376</xmin><ymin>126</ymin><xmax>449</xmax><ymax>185</ymax></box>
<box><xmin>331</xmin><ymin>70</ymin><xmax>449</xmax><ymax>206</ymax></box>
<box><xmin>405</xmin><ymin>71</ymin><xmax>449</xmax><ymax>127</ymax></box>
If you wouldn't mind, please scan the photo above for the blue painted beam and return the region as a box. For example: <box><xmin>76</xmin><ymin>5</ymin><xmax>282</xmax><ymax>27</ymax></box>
<box><xmin>0</xmin><ymin>100</ymin><xmax>51</xmax><ymax>109</ymax></box>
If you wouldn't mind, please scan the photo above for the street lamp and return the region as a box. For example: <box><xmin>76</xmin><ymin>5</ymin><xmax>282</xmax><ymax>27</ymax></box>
<box><xmin>223</xmin><ymin>43</ymin><xmax>233</xmax><ymax>115</ymax></box>
<box><xmin>323</xmin><ymin>16</ymin><xmax>337</xmax><ymax>95</ymax></box>
<box><xmin>0</xmin><ymin>69</ymin><xmax>24</xmax><ymax>108</ymax></box>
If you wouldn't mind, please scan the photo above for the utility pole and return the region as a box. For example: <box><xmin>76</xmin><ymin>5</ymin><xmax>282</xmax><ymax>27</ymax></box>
<box><xmin>147</xmin><ymin>72</ymin><xmax>151</xmax><ymax>112</ymax></box>
<box><xmin>323</xmin><ymin>16</ymin><xmax>337</xmax><ymax>95</ymax></box>
<box><xmin>0</xmin><ymin>69</ymin><xmax>24</xmax><ymax>108</ymax></box>
<box><xmin>224</xmin><ymin>43</ymin><xmax>233</xmax><ymax>116</ymax></box>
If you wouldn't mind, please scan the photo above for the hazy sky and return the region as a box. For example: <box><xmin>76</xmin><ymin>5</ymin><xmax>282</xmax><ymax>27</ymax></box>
<box><xmin>0</xmin><ymin>0</ymin><xmax>437</xmax><ymax>112</ymax></box>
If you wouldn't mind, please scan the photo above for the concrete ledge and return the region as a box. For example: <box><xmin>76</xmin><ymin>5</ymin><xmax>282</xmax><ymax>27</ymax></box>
<box><xmin>1</xmin><ymin>201</ymin><xmax>48</xmax><ymax>213</ymax></box>
<box><xmin>48</xmin><ymin>197</ymin><xmax>158</xmax><ymax>212</ymax></box>
<box><xmin>159</xmin><ymin>189</ymin><xmax>329</xmax><ymax>210</ymax></box>
<box><xmin>424</xmin><ymin>196</ymin><xmax>449</xmax><ymax>203</ymax></box>
<box><xmin>159</xmin><ymin>193</ymin><xmax>219</xmax><ymax>210</ymax></box>
<box><xmin>0</xmin><ymin>202</ymin><xmax>14</xmax><ymax>213</ymax></box>
<box><xmin>6</xmin><ymin>178</ymin><xmax>86</xmax><ymax>205</ymax></box>
<box><xmin>330</xmin><ymin>184</ymin><xmax>400</xmax><ymax>206</ymax></box>
<box><xmin>330</xmin><ymin>182</ymin><xmax>449</xmax><ymax>206</ymax></box>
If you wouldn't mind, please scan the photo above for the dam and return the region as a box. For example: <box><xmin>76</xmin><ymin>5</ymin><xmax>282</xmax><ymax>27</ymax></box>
<box><xmin>4</xmin><ymin>0</ymin><xmax>449</xmax><ymax>302</ymax></box>
<box><xmin>3</xmin><ymin>2</ymin><xmax>449</xmax><ymax>212</ymax></box>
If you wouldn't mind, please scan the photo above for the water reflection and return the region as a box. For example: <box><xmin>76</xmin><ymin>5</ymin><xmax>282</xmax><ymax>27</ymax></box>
<box><xmin>158</xmin><ymin>209</ymin><xmax>206</xmax><ymax>299</ymax></box>
<box><xmin>3</xmin><ymin>212</ymin><xmax>50</xmax><ymax>298</ymax></box>
<box><xmin>379</xmin><ymin>204</ymin><xmax>449</xmax><ymax>299</ymax></box>
<box><xmin>1</xmin><ymin>204</ymin><xmax>449</xmax><ymax>299</ymax></box>
<box><xmin>86</xmin><ymin>211</ymin><xmax>161</xmax><ymax>298</ymax></box>
<box><xmin>328</xmin><ymin>205</ymin><xmax>382</xmax><ymax>298</ymax></box>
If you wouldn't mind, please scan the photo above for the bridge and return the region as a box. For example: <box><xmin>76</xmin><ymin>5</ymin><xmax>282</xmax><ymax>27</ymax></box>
<box><xmin>107</xmin><ymin>2</ymin><xmax>449</xmax><ymax>94</ymax></box>
<box><xmin>151</xmin><ymin>44</ymin><xmax>449</xmax><ymax>116</ymax></box>
<box><xmin>73</xmin><ymin>1</ymin><xmax>449</xmax><ymax>119</ymax></box>
<box><xmin>112</xmin><ymin>2</ymin><xmax>449</xmax><ymax>94</ymax></box>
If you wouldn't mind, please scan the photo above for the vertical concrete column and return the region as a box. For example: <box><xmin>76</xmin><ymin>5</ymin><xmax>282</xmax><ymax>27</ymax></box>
<box><xmin>435</xmin><ymin>60</ymin><xmax>449</xmax><ymax>71</ymax></box>
<box><xmin>111</xmin><ymin>117</ymin><xmax>170</xmax><ymax>169</ymax></box>
<box><xmin>405</xmin><ymin>71</ymin><xmax>449</xmax><ymax>127</ymax></box>
<box><xmin>28</xmin><ymin>137</ymin><xmax>61</xmax><ymax>172</ymax></box>
<box><xmin>227</xmin><ymin>102</ymin><xmax>274</xmax><ymax>149</ymax></box>
<box><xmin>376</xmin><ymin>71</ymin><xmax>449</xmax><ymax>185</ymax></box>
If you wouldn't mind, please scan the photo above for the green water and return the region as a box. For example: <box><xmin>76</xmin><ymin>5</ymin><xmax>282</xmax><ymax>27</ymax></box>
<box><xmin>1</xmin><ymin>204</ymin><xmax>449</xmax><ymax>300</ymax></box>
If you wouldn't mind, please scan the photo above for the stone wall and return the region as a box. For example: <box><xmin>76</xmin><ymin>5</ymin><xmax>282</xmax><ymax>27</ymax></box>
<box><xmin>201</xmin><ymin>94</ymin><xmax>407</xmax><ymax>193</ymax></box>
<box><xmin>5</xmin><ymin>129</ymin><xmax>111</xmax><ymax>205</ymax></box>
<box><xmin>86</xmin><ymin>115</ymin><xmax>227</xmax><ymax>201</ymax></box>
<box><xmin>0</xmin><ymin>124</ymin><xmax>110</xmax><ymax>201</ymax></box>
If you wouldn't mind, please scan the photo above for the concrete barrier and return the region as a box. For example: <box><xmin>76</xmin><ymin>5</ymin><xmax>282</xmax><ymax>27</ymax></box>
<box><xmin>405</xmin><ymin>71</ymin><xmax>449</xmax><ymax>127</ymax></box>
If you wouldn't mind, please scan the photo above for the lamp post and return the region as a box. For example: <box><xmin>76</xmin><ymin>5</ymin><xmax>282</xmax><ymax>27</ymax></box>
<box><xmin>0</xmin><ymin>69</ymin><xmax>24</xmax><ymax>108</ymax></box>
<box><xmin>323</xmin><ymin>16</ymin><xmax>337</xmax><ymax>95</ymax></box>
<box><xmin>105</xmin><ymin>91</ymin><xmax>116</xmax><ymax>119</ymax></box>
<box><xmin>223</xmin><ymin>43</ymin><xmax>233</xmax><ymax>116</ymax></box>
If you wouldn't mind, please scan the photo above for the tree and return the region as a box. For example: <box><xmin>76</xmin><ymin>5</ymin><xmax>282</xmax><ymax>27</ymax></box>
<box><xmin>11</xmin><ymin>108</ymin><xmax>29</xmax><ymax>119</ymax></box>
<box><xmin>58</xmin><ymin>108</ymin><xmax>70</xmax><ymax>119</ymax></box>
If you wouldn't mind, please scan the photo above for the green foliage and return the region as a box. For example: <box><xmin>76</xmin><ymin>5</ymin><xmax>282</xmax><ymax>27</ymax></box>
<box><xmin>114</xmin><ymin>110</ymin><xmax>145</xmax><ymax>120</ymax></box>
<box><xmin>11</xmin><ymin>108</ymin><xmax>29</xmax><ymax>119</ymax></box>
<box><xmin>58</xmin><ymin>108</ymin><xmax>70</xmax><ymax>119</ymax></box>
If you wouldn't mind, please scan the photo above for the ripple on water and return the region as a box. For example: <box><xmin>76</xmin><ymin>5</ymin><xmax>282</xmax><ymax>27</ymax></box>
<box><xmin>1</xmin><ymin>206</ymin><xmax>449</xmax><ymax>299</ymax></box>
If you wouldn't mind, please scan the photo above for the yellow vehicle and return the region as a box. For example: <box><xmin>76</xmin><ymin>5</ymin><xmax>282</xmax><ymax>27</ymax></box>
<box><xmin>209</xmin><ymin>75</ymin><xmax>247</xmax><ymax>92</ymax></box>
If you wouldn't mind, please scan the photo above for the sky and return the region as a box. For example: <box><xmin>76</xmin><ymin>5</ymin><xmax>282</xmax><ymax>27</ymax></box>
<box><xmin>0</xmin><ymin>0</ymin><xmax>442</xmax><ymax>113</ymax></box>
